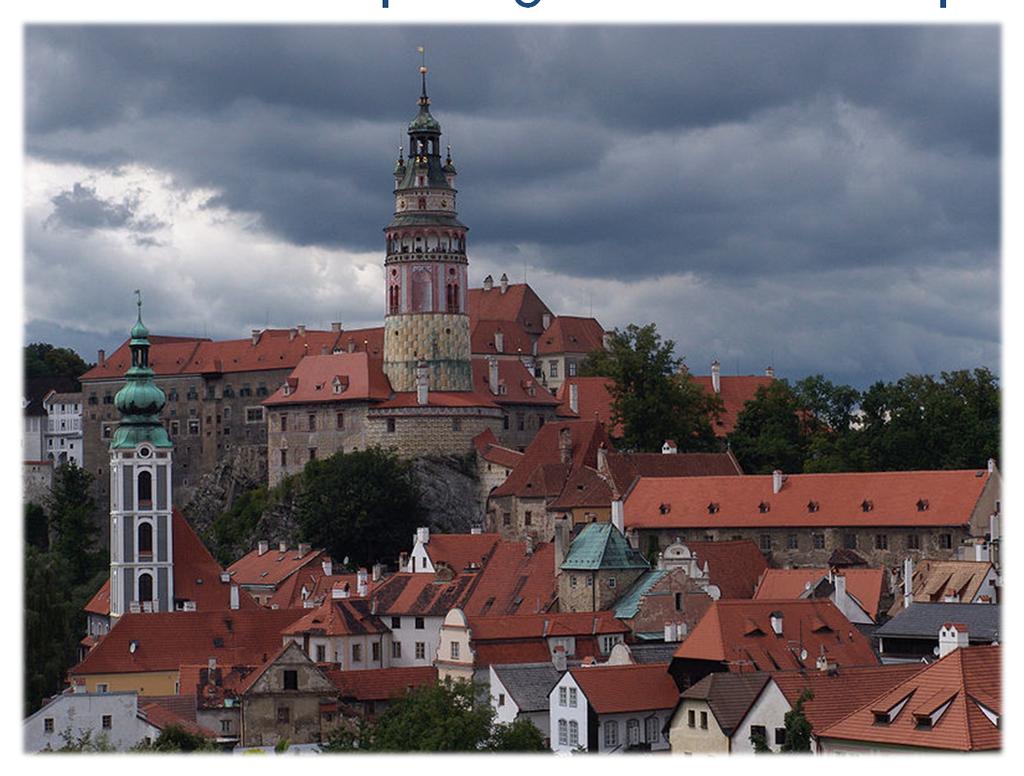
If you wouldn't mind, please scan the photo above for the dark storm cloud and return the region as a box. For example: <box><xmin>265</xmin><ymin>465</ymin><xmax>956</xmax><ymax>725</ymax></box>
<box><xmin>23</xmin><ymin>25</ymin><xmax>1000</xmax><ymax>387</ymax></box>
<box><xmin>44</xmin><ymin>181</ymin><xmax>167</xmax><ymax>238</ymax></box>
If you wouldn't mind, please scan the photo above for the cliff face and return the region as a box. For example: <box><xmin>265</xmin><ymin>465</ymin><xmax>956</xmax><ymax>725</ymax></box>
<box><xmin>409</xmin><ymin>455</ymin><xmax>485</xmax><ymax>534</ymax></box>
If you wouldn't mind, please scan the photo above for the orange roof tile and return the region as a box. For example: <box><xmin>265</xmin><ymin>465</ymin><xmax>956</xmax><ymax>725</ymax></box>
<box><xmin>555</xmin><ymin>377</ymin><xmax>618</xmax><ymax>434</ymax></box>
<box><xmin>281</xmin><ymin>597</ymin><xmax>387</xmax><ymax>638</ymax></box>
<box><xmin>890</xmin><ymin>560</ymin><xmax>997</xmax><ymax>616</ymax></box>
<box><xmin>754</xmin><ymin>568</ymin><xmax>886</xmax><ymax>620</ymax></box>
<box><xmin>682</xmin><ymin>540</ymin><xmax>768</xmax><ymax>600</ymax></box>
<box><xmin>569</xmin><ymin>663</ymin><xmax>679</xmax><ymax>714</ymax></box>
<box><xmin>170</xmin><ymin>510</ymin><xmax>261</xmax><ymax>612</ymax></box>
<box><xmin>263</xmin><ymin>353</ymin><xmax>392</xmax><ymax>406</ymax></box>
<box><xmin>81</xmin><ymin>336</ymin><xmax>208</xmax><ymax>381</ymax></box>
<box><xmin>228</xmin><ymin>545</ymin><xmax>328</xmax><ymax>588</ymax></box>
<box><xmin>423</xmin><ymin>533</ymin><xmax>500</xmax><ymax>573</ymax></box>
<box><xmin>536</xmin><ymin>316</ymin><xmax>605</xmax><ymax>355</ymax></box>
<box><xmin>469</xmin><ymin>358</ymin><xmax>560</xmax><ymax>406</ymax></box>
<box><xmin>818</xmin><ymin>645</ymin><xmax>1000</xmax><ymax>751</ymax></box>
<box><xmin>672</xmin><ymin>599</ymin><xmax>878</xmax><ymax>672</ymax></box>
<box><xmin>546</xmin><ymin>466</ymin><xmax>612</xmax><ymax>510</ymax></box>
<box><xmin>140</xmin><ymin>700</ymin><xmax>218</xmax><ymax>738</ymax></box>
<box><xmin>692</xmin><ymin>374</ymin><xmax>774</xmax><ymax>436</ymax></box>
<box><xmin>460</xmin><ymin>541</ymin><xmax>558</xmax><ymax>617</ymax></box>
<box><xmin>325</xmin><ymin>666</ymin><xmax>437</xmax><ymax>702</ymax></box>
<box><xmin>625</xmin><ymin>469</ymin><xmax>993</xmax><ymax>530</ymax></box>
<box><xmin>468</xmin><ymin>611</ymin><xmax>629</xmax><ymax>641</ymax></box>
<box><xmin>603</xmin><ymin>450</ymin><xmax>743</xmax><ymax>496</ymax></box>
<box><xmin>470</xmin><ymin>320</ymin><xmax>535</xmax><ymax>356</ymax></box>
<box><xmin>467</xmin><ymin>283</ymin><xmax>552</xmax><ymax>336</ymax></box>
<box><xmin>491</xmin><ymin>420</ymin><xmax>612</xmax><ymax>499</ymax></box>
<box><xmin>84</xmin><ymin>579</ymin><xmax>111</xmax><ymax>616</ymax></box>
<box><xmin>370</xmin><ymin>573</ymin><xmax>476</xmax><ymax>617</ymax></box>
<box><xmin>371</xmin><ymin>391</ymin><xmax>499</xmax><ymax>409</ymax></box>
<box><xmin>472</xmin><ymin>428</ymin><xmax>523</xmax><ymax>469</ymax></box>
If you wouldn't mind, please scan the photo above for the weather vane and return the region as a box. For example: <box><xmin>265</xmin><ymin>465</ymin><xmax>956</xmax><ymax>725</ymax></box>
<box><xmin>134</xmin><ymin>289</ymin><xmax>142</xmax><ymax>310</ymax></box>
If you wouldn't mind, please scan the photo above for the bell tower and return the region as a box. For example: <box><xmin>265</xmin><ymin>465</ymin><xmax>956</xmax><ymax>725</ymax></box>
<box><xmin>382</xmin><ymin>61</ymin><xmax>472</xmax><ymax>392</ymax></box>
<box><xmin>108</xmin><ymin>293</ymin><xmax>175</xmax><ymax>617</ymax></box>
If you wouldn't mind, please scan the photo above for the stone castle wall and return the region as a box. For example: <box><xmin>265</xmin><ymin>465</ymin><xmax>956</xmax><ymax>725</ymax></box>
<box><xmin>365</xmin><ymin>410</ymin><xmax>502</xmax><ymax>459</ymax></box>
<box><xmin>383</xmin><ymin>313</ymin><xmax>472</xmax><ymax>391</ymax></box>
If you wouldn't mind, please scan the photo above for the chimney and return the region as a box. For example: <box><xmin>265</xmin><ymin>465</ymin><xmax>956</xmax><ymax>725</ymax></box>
<box><xmin>298</xmin><ymin>543</ymin><xmax>311</xmax><ymax>556</ymax></box>
<box><xmin>987</xmin><ymin>458</ymin><xmax>996</xmax><ymax>473</ymax></box>
<box><xmin>499</xmin><ymin>273</ymin><xmax>509</xmax><ymax>294</ymax></box>
<box><xmin>553</xmin><ymin>516</ymin><xmax>567</xmax><ymax>574</ymax></box>
<box><xmin>569</xmin><ymin>382</ymin><xmax>579</xmax><ymax>414</ymax></box>
<box><xmin>558</xmin><ymin>427</ymin><xmax>572</xmax><ymax>465</ymax></box>
<box><xmin>416</xmin><ymin>360</ymin><xmax>429</xmax><ymax>406</ymax></box>
<box><xmin>257</xmin><ymin>540</ymin><xmax>269</xmax><ymax>556</ymax></box>
<box><xmin>399</xmin><ymin>551</ymin><xmax>409</xmax><ymax>570</ymax></box>
<box><xmin>525</xmin><ymin>535</ymin><xmax>534</xmax><ymax>556</ymax></box>
<box><xmin>371</xmin><ymin>563</ymin><xmax>383</xmax><ymax>582</ymax></box>
<box><xmin>711</xmin><ymin>360</ymin><xmax>721</xmax><ymax>394</ymax></box>
<box><xmin>833</xmin><ymin>573</ymin><xmax>846</xmax><ymax>604</ymax></box>
<box><xmin>903</xmin><ymin>557</ymin><xmax>914</xmax><ymax>610</ymax></box>
<box><xmin>487</xmin><ymin>357</ymin><xmax>500</xmax><ymax>395</ymax></box>
<box><xmin>332</xmin><ymin>582</ymin><xmax>350</xmax><ymax>600</ymax></box>
<box><xmin>596</xmin><ymin>443</ymin><xmax>608</xmax><ymax>474</ymax></box>
<box><xmin>663</xmin><ymin>622</ymin><xmax>678</xmax><ymax>643</ymax></box>
<box><xmin>207</xmin><ymin>657</ymin><xmax>217</xmax><ymax>672</ymax></box>
<box><xmin>279</xmin><ymin>541</ymin><xmax>288</xmax><ymax>553</ymax></box>
<box><xmin>552</xmin><ymin>644</ymin><xmax>567</xmax><ymax>672</ymax></box>
<box><xmin>417</xmin><ymin>526</ymin><xmax>430</xmax><ymax>545</ymax></box>
<box><xmin>470</xmin><ymin>526</ymin><xmax>482</xmax><ymax>535</ymax></box>
<box><xmin>765</xmin><ymin>365</ymin><xmax>775</xmax><ymax>378</ymax></box>
<box><xmin>289</xmin><ymin>328</ymin><xmax>298</xmax><ymax>341</ymax></box>
<box><xmin>611</xmin><ymin>499</ymin><xmax>625</xmax><ymax>535</ymax></box>
<box><xmin>356</xmin><ymin>568</ymin><xmax>368</xmax><ymax>597</ymax></box>
<box><xmin>494</xmin><ymin>329</ymin><xmax>505</xmax><ymax>353</ymax></box>
<box><xmin>229</xmin><ymin>585</ymin><xmax>240</xmax><ymax>610</ymax></box>
<box><xmin>97</xmin><ymin>349</ymin><xmax>106</xmax><ymax>366</ymax></box>
<box><xmin>331</xmin><ymin>321</ymin><xmax>342</xmax><ymax>332</ymax></box>
<box><xmin>347</xmin><ymin>337</ymin><xmax>356</xmax><ymax>353</ymax></box>
<box><xmin>662</xmin><ymin>440</ymin><xmax>677</xmax><ymax>455</ymax></box>
<box><xmin>483</xmin><ymin>274</ymin><xmax>493</xmax><ymax>292</ymax></box>
<box><xmin>602</xmin><ymin>332</ymin><xmax>612</xmax><ymax>351</ymax></box>
<box><xmin>772</xmin><ymin>470</ymin><xmax>784</xmax><ymax>494</ymax></box>
<box><xmin>297</xmin><ymin>324</ymin><xmax>306</xmax><ymax>337</ymax></box>
<box><xmin>322</xmin><ymin>559</ymin><xmax>333</xmax><ymax>577</ymax></box>
<box><xmin>769</xmin><ymin>611</ymin><xmax>783</xmax><ymax>636</ymax></box>
<box><xmin>542</xmin><ymin>312</ymin><xmax>552</xmax><ymax>330</ymax></box>
<box><xmin>938</xmin><ymin>623</ymin><xmax>970</xmax><ymax>658</ymax></box>
<box><xmin>251</xmin><ymin>329</ymin><xmax>260</xmax><ymax>346</ymax></box>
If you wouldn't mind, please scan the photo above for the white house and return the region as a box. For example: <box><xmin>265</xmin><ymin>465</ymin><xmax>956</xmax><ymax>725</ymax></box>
<box><xmin>489</xmin><ymin>662</ymin><xmax>562</xmax><ymax>746</ymax></box>
<box><xmin>24</xmin><ymin>691</ymin><xmax>161</xmax><ymax>752</ymax></box>
<box><xmin>43</xmin><ymin>390</ymin><xmax>84</xmax><ymax>467</ymax></box>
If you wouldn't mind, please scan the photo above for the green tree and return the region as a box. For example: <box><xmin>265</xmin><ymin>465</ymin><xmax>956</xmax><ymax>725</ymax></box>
<box><xmin>206</xmin><ymin>485</ymin><xmax>274</xmax><ymax>567</ymax></box>
<box><xmin>581</xmin><ymin>323</ymin><xmax>722</xmax><ymax>452</ymax></box>
<box><xmin>793</xmin><ymin>375</ymin><xmax>868</xmax><ymax>473</ymax></box>
<box><xmin>749</xmin><ymin>728</ymin><xmax>772</xmax><ymax>753</ymax></box>
<box><xmin>487</xmin><ymin>717</ymin><xmax>548</xmax><ymax>752</ymax></box>
<box><xmin>727</xmin><ymin>381</ymin><xmax>810</xmax><ymax>474</ymax></box>
<box><xmin>42</xmin><ymin>726</ymin><xmax>115</xmax><ymax>752</ymax></box>
<box><xmin>296</xmin><ymin>447</ymin><xmax>423</xmax><ymax>568</ymax></box>
<box><xmin>45</xmin><ymin>462</ymin><xmax>102</xmax><ymax>584</ymax></box>
<box><xmin>131</xmin><ymin>725</ymin><xmax>219</xmax><ymax>752</ymax></box>
<box><xmin>25</xmin><ymin>501</ymin><xmax>49</xmax><ymax>550</ymax></box>
<box><xmin>781</xmin><ymin>690</ymin><xmax>814</xmax><ymax>752</ymax></box>
<box><xmin>24</xmin><ymin>343</ymin><xmax>90</xmax><ymax>380</ymax></box>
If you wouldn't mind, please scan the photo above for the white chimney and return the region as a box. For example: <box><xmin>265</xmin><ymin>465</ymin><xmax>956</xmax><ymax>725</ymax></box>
<box><xmin>765</xmin><ymin>365</ymin><xmax>775</xmax><ymax>378</ymax></box>
<box><xmin>769</xmin><ymin>611</ymin><xmax>783</xmax><ymax>636</ymax></box>
<box><xmin>416</xmin><ymin>360</ymin><xmax>429</xmax><ymax>406</ymax></box>
<box><xmin>938</xmin><ymin>623</ymin><xmax>970</xmax><ymax>658</ymax></box>
<box><xmin>298</xmin><ymin>543</ymin><xmax>311</xmax><ymax>556</ymax></box>
<box><xmin>711</xmin><ymin>360</ymin><xmax>721</xmax><ymax>394</ymax></box>
<box><xmin>987</xmin><ymin>458</ymin><xmax>996</xmax><ymax>473</ymax></box>
<box><xmin>230</xmin><ymin>585</ymin><xmax>240</xmax><ymax>610</ymax></box>
<box><xmin>661</xmin><ymin>440</ymin><xmax>677</xmax><ymax>455</ymax></box>
<box><xmin>663</xmin><ymin>622</ymin><xmax>678</xmax><ymax>642</ymax></box>
<box><xmin>525</xmin><ymin>535</ymin><xmax>534</xmax><ymax>556</ymax></box>
<box><xmin>322</xmin><ymin>559</ymin><xmax>333</xmax><ymax>577</ymax></box>
<box><xmin>569</xmin><ymin>382</ymin><xmax>579</xmax><ymax>414</ymax></box>
<box><xmin>279</xmin><ymin>541</ymin><xmax>288</xmax><ymax>553</ymax></box>
<box><xmin>494</xmin><ymin>330</ymin><xmax>504</xmax><ymax>353</ymax></box>
<box><xmin>347</xmin><ymin>337</ymin><xmax>356</xmax><ymax>353</ymax></box>
<box><xmin>483</xmin><ymin>274</ymin><xmax>493</xmax><ymax>292</ymax></box>
<box><xmin>356</xmin><ymin>568</ymin><xmax>368</xmax><ymax>597</ymax></box>
<box><xmin>542</xmin><ymin>312</ymin><xmax>552</xmax><ymax>330</ymax></box>
<box><xmin>772</xmin><ymin>470</ymin><xmax>784</xmax><ymax>494</ymax></box>
<box><xmin>499</xmin><ymin>273</ymin><xmax>509</xmax><ymax>294</ymax></box>
<box><xmin>833</xmin><ymin>573</ymin><xmax>846</xmax><ymax>605</ymax></box>
<box><xmin>331</xmin><ymin>321</ymin><xmax>342</xmax><ymax>332</ymax></box>
<box><xmin>332</xmin><ymin>582</ymin><xmax>350</xmax><ymax>600</ymax></box>
<box><xmin>552</xmin><ymin>645</ymin><xmax>567</xmax><ymax>672</ymax></box>
<box><xmin>257</xmin><ymin>541</ymin><xmax>269</xmax><ymax>556</ymax></box>
<box><xmin>288</xmin><ymin>328</ymin><xmax>298</xmax><ymax>341</ymax></box>
<box><xmin>251</xmin><ymin>330</ymin><xmax>260</xmax><ymax>346</ymax></box>
<box><xmin>371</xmin><ymin>563</ymin><xmax>383</xmax><ymax>582</ymax></box>
<box><xmin>417</xmin><ymin>526</ymin><xmax>430</xmax><ymax>545</ymax></box>
<box><xmin>611</xmin><ymin>499</ymin><xmax>625</xmax><ymax>534</ymax></box>
<box><xmin>488</xmin><ymin>357</ymin><xmax>500</xmax><ymax>395</ymax></box>
<box><xmin>602</xmin><ymin>332</ymin><xmax>612</xmax><ymax>351</ymax></box>
<box><xmin>470</xmin><ymin>526</ymin><xmax>482</xmax><ymax>535</ymax></box>
<box><xmin>596</xmin><ymin>443</ymin><xmax>608</xmax><ymax>474</ymax></box>
<box><xmin>297</xmin><ymin>324</ymin><xmax>306</xmax><ymax>337</ymax></box>
<box><xmin>903</xmin><ymin>557</ymin><xmax>914</xmax><ymax>611</ymax></box>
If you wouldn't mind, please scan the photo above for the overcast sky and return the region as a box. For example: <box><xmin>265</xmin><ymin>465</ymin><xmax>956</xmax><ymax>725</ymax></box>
<box><xmin>23</xmin><ymin>25</ymin><xmax>999</xmax><ymax>388</ymax></box>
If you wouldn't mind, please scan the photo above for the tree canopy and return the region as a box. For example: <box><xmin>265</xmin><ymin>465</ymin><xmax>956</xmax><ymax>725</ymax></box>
<box><xmin>581</xmin><ymin>323</ymin><xmax>722</xmax><ymax>452</ymax></box>
<box><xmin>24</xmin><ymin>343</ymin><xmax>90</xmax><ymax>380</ymax></box>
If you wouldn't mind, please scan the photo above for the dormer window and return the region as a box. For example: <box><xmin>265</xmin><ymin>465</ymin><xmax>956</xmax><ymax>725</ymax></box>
<box><xmin>861</xmin><ymin>499</ymin><xmax>874</xmax><ymax>512</ymax></box>
<box><xmin>659</xmin><ymin>503</ymin><xmax>671</xmax><ymax>515</ymax></box>
<box><xmin>807</xmin><ymin>501</ymin><xmax>819</xmax><ymax>513</ymax></box>
<box><xmin>707</xmin><ymin>502</ymin><xmax>720</xmax><ymax>514</ymax></box>
<box><xmin>758</xmin><ymin>501</ymin><xmax>770</xmax><ymax>513</ymax></box>
<box><xmin>332</xmin><ymin>376</ymin><xmax>348</xmax><ymax>395</ymax></box>
<box><xmin>916</xmin><ymin>499</ymin><xmax>929</xmax><ymax>512</ymax></box>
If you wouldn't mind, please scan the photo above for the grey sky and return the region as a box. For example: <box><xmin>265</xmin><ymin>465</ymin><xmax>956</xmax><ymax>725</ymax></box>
<box><xmin>23</xmin><ymin>25</ymin><xmax>1000</xmax><ymax>388</ymax></box>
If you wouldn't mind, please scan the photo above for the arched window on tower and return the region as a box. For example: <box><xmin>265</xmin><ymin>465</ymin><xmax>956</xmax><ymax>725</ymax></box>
<box><xmin>138</xmin><ymin>573</ymin><xmax>153</xmax><ymax>603</ymax></box>
<box><xmin>389</xmin><ymin>284</ymin><xmax>401</xmax><ymax>315</ymax></box>
<box><xmin>138</xmin><ymin>522</ymin><xmax>153</xmax><ymax>560</ymax></box>
<box><xmin>138</xmin><ymin>470</ymin><xmax>153</xmax><ymax>509</ymax></box>
<box><xmin>446</xmin><ymin>281</ymin><xmax>460</xmax><ymax>313</ymax></box>
<box><xmin>418</xmin><ymin>197</ymin><xmax>426</xmax><ymax>211</ymax></box>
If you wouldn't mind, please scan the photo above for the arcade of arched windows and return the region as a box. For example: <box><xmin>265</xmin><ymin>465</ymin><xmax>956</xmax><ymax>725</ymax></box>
<box><xmin>386</xmin><ymin>231</ymin><xmax>466</xmax><ymax>255</ymax></box>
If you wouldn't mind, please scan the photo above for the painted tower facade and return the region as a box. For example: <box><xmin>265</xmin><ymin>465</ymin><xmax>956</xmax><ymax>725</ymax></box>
<box><xmin>382</xmin><ymin>65</ymin><xmax>472</xmax><ymax>392</ymax></box>
<box><xmin>108</xmin><ymin>299</ymin><xmax>175</xmax><ymax>617</ymax></box>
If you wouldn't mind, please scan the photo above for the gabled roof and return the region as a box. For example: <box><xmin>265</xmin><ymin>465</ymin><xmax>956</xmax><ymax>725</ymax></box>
<box><xmin>771</xmin><ymin>663</ymin><xmax>925</xmax><ymax>733</ymax></box>
<box><xmin>470</xmin><ymin>320</ymin><xmax>535</xmax><ymax>357</ymax></box>
<box><xmin>754</xmin><ymin>568</ymin><xmax>886</xmax><ymax>621</ymax></box>
<box><xmin>625</xmin><ymin>469</ymin><xmax>994</xmax><ymax>530</ymax></box>
<box><xmin>873</xmin><ymin>603</ymin><xmax>1000</xmax><ymax>642</ymax></box>
<box><xmin>554</xmin><ymin>377</ymin><xmax>619</xmax><ymax>435</ymax></box>
<box><xmin>233</xmin><ymin>641</ymin><xmax>304</xmax><ymax>695</ymax></box>
<box><xmin>613</xmin><ymin>570</ymin><xmax>669</xmax><ymax>620</ymax></box>
<box><xmin>472</xmin><ymin>428</ymin><xmax>523</xmax><ymax>469</ymax></box>
<box><xmin>84</xmin><ymin>579</ymin><xmax>111</xmax><ymax>616</ymax></box>
<box><xmin>560</xmin><ymin>523</ymin><xmax>649</xmax><ymax>571</ymax></box>
<box><xmin>24</xmin><ymin>376</ymin><xmax>81</xmax><ymax>414</ymax></box>
<box><xmin>467</xmin><ymin>283</ymin><xmax>552</xmax><ymax>336</ymax></box>
<box><xmin>818</xmin><ymin>645</ymin><xmax>1000</xmax><ymax>751</ymax></box>
<box><xmin>467</xmin><ymin>611</ymin><xmax>630</xmax><ymax>641</ymax></box>
<box><xmin>680</xmin><ymin>672</ymin><xmax>773</xmax><ymax>735</ymax></box>
<box><xmin>281</xmin><ymin>597</ymin><xmax>388</xmax><ymax>638</ymax></box>
<box><xmin>369</xmin><ymin>572</ymin><xmax>476</xmax><ymax>617</ymax></box>
<box><xmin>536</xmin><ymin>316</ymin><xmax>605</xmax><ymax>355</ymax></box>
<box><xmin>692</xmin><ymin>374</ymin><xmax>774</xmax><ymax>436</ymax></box>
<box><xmin>546</xmin><ymin>466</ymin><xmax>612</xmax><ymax>510</ymax></box>
<box><xmin>262</xmin><ymin>353</ymin><xmax>392</xmax><ymax>406</ymax></box>
<box><xmin>603</xmin><ymin>450</ymin><xmax>743</xmax><ymax>496</ymax></box>
<box><xmin>469</xmin><ymin>357</ymin><xmax>560</xmax><ymax>407</ymax></box>
<box><xmin>422</xmin><ymin>533</ymin><xmax>500</xmax><ymax>573</ymax></box>
<box><xmin>170</xmin><ymin>510</ymin><xmax>261</xmax><ymax>612</ymax></box>
<box><xmin>569</xmin><ymin>663</ymin><xmax>679</xmax><ymax>715</ymax></box>
<box><xmin>460</xmin><ymin>540</ymin><xmax>557</xmax><ymax>617</ymax></box>
<box><xmin>325</xmin><ymin>666</ymin><xmax>437</xmax><ymax>702</ymax></box>
<box><xmin>139</xmin><ymin>698</ymin><xmax>218</xmax><ymax>739</ymax></box>
<box><xmin>492</xmin><ymin>663</ymin><xmax>563</xmax><ymax>713</ymax></box>
<box><xmin>70</xmin><ymin>608</ymin><xmax>308</xmax><ymax>675</ymax></box>
<box><xmin>890</xmin><ymin>560</ymin><xmax>997</xmax><ymax>616</ymax></box>
<box><xmin>228</xmin><ymin>545</ymin><xmax>327</xmax><ymax>588</ymax></box>
<box><xmin>680</xmin><ymin>540</ymin><xmax>768</xmax><ymax>600</ymax></box>
<box><xmin>491</xmin><ymin>420</ymin><xmax>612</xmax><ymax>499</ymax></box>
<box><xmin>672</xmin><ymin>599</ymin><xmax>878</xmax><ymax>672</ymax></box>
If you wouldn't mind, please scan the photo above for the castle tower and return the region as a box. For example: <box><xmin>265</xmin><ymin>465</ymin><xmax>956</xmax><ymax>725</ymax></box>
<box><xmin>382</xmin><ymin>63</ymin><xmax>472</xmax><ymax>392</ymax></box>
<box><xmin>108</xmin><ymin>294</ymin><xmax>175</xmax><ymax>617</ymax></box>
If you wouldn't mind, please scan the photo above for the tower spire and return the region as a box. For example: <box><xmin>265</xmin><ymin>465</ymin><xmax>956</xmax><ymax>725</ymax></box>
<box><xmin>418</xmin><ymin>46</ymin><xmax>429</xmax><ymax>105</ymax></box>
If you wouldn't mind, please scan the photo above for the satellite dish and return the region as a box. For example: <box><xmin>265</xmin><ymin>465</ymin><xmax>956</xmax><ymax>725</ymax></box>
<box><xmin>800</xmin><ymin>649</ymin><xmax>808</xmax><ymax>661</ymax></box>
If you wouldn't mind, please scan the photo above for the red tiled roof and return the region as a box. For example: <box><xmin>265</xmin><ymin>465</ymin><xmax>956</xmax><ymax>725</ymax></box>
<box><xmin>692</xmin><ymin>375</ymin><xmax>774</xmax><ymax>436</ymax></box>
<box><xmin>536</xmin><ymin>316</ymin><xmax>605</xmax><ymax>355</ymax></box>
<box><xmin>281</xmin><ymin>597</ymin><xmax>388</xmax><ymax>638</ymax></box>
<box><xmin>771</xmin><ymin>664</ymin><xmax>925</xmax><ymax>733</ymax></box>
<box><xmin>460</xmin><ymin>541</ymin><xmax>558</xmax><ymax>617</ymax></box>
<box><xmin>890</xmin><ymin>560</ymin><xmax>996</xmax><ymax>616</ymax></box>
<box><xmin>325</xmin><ymin>666</ymin><xmax>437</xmax><ymax>702</ymax></box>
<box><xmin>70</xmin><ymin>608</ymin><xmax>308</xmax><ymax>675</ymax></box>
<box><xmin>171</xmin><ymin>510</ymin><xmax>261</xmax><ymax>612</ymax></box>
<box><xmin>818</xmin><ymin>645</ymin><xmax>1000</xmax><ymax>751</ymax></box>
<box><xmin>490</xmin><ymin>420</ymin><xmax>612</xmax><ymax>499</ymax></box>
<box><xmin>263</xmin><ymin>353</ymin><xmax>392</xmax><ymax>406</ymax></box>
<box><xmin>468</xmin><ymin>611</ymin><xmax>629</xmax><ymax>641</ymax></box>
<box><xmin>470</xmin><ymin>320</ymin><xmax>535</xmax><ymax>356</ymax></box>
<box><xmin>625</xmin><ymin>469</ymin><xmax>993</xmax><ymax>530</ymax></box>
<box><xmin>754</xmin><ymin>568</ymin><xmax>886</xmax><ymax>621</ymax></box>
<box><xmin>81</xmin><ymin>336</ymin><xmax>208</xmax><ymax>381</ymax></box>
<box><xmin>569</xmin><ymin>663</ymin><xmax>678</xmax><ymax>714</ymax></box>
<box><xmin>269</xmin><ymin>571</ymin><xmax>379</xmax><ymax>609</ymax></box>
<box><xmin>470</xmin><ymin>358</ymin><xmax>560</xmax><ymax>406</ymax></box>
<box><xmin>603</xmin><ymin>450</ymin><xmax>742</xmax><ymax>496</ymax></box>
<box><xmin>672</xmin><ymin>599</ymin><xmax>878</xmax><ymax>672</ymax></box>
<box><xmin>228</xmin><ymin>545</ymin><xmax>328</xmax><ymax>588</ymax></box>
<box><xmin>683</xmin><ymin>540</ymin><xmax>768</xmax><ymax>600</ymax></box>
<box><xmin>370</xmin><ymin>572</ymin><xmax>477</xmax><ymax>617</ymax></box>
<box><xmin>473</xmin><ymin>428</ymin><xmax>523</xmax><ymax>469</ymax></box>
<box><xmin>467</xmin><ymin>283</ymin><xmax>552</xmax><ymax>336</ymax></box>
<box><xmin>84</xmin><ymin>579</ymin><xmax>111</xmax><ymax>616</ymax></box>
<box><xmin>473</xmin><ymin>642</ymin><xmax>555</xmax><ymax>666</ymax></box>
<box><xmin>371</xmin><ymin>391</ymin><xmax>498</xmax><ymax>409</ymax></box>
<box><xmin>546</xmin><ymin>466</ymin><xmax>613</xmax><ymax>510</ymax></box>
<box><xmin>140</xmin><ymin>699</ymin><xmax>218</xmax><ymax>738</ymax></box>
<box><xmin>423</xmin><ymin>533</ymin><xmax>500</xmax><ymax>573</ymax></box>
<box><xmin>555</xmin><ymin>377</ymin><xmax>618</xmax><ymax>434</ymax></box>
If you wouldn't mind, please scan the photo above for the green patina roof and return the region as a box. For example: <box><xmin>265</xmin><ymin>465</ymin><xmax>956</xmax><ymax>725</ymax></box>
<box><xmin>560</xmin><ymin>523</ymin><xmax>651</xmax><ymax>572</ymax></box>
<box><xmin>613</xmin><ymin>569</ymin><xmax>668</xmax><ymax>620</ymax></box>
<box><xmin>110</xmin><ymin>299</ymin><xmax>173</xmax><ymax>449</ymax></box>
<box><xmin>409</xmin><ymin>107</ymin><xmax>441</xmax><ymax>133</ymax></box>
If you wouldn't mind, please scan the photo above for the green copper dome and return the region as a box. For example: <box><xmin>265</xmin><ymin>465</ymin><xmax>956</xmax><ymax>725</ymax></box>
<box><xmin>409</xmin><ymin>107</ymin><xmax>441</xmax><ymax>133</ymax></box>
<box><xmin>111</xmin><ymin>295</ymin><xmax>172</xmax><ymax>449</ymax></box>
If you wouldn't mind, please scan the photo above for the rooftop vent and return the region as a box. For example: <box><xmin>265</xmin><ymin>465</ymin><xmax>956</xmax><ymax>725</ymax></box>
<box><xmin>758</xmin><ymin>501</ymin><xmax>770</xmax><ymax>513</ymax></box>
<box><xmin>707</xmin><ymin>502</ymin><xmax>720</xmax><ymax>514</ymax></box>
<box><xmin>807</xmin><ymin>501</ymin><xmax>820</xmax><ymax>513</ymax></box>
<box><xmin>861</xmin><ymin>500</ymin><xmax>874</xmax><ymax>512</ymax></box>
<box><xmin>916</xmin><ymin>499</ymin><xmax>929</xmax><ymax>512</ymax></box>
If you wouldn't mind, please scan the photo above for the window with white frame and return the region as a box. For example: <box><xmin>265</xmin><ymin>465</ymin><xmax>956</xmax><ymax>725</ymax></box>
<box><xmin>568</xmin><ymin>687</ymin><xmax>578</xmax><ymax>708</ymax></box>
<box><xmin>645</xmin><ymin>716</ymin><xmax>659</xmax><ymax>743</ymax></box>
<box><xmin>604</xmin><ymin>720</ymin><xmax>618</xmax><ymax>747</ymax></box>
<box><xmin>559</xmin><ymin>687</ymin><xmax>567</xmax><ymax>706</ymax></box>
<box><xmin>627</xmin><ymin>719</ymin><xmax>640</xmax><ymax>746</ymax></box>
<box><xmin>558</xmin><ymin>719</ymin><xmax>568</xmax><ymax>745</ymax></box>
<box><xmin>415</xmin><ymin>642</ymin><xmax>426</xmax><ymax>660</ymax></box>
<box><xmin>568</xmin><ymin>720</ymin><xmax>579</xmax><ymax>746</ymax></box>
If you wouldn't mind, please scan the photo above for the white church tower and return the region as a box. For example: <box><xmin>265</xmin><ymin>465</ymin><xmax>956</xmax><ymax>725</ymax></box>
<box><xmin>108</xmin><ymin>294</ymin><xmax>175</xmax><ymax>617</ymax></box>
